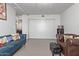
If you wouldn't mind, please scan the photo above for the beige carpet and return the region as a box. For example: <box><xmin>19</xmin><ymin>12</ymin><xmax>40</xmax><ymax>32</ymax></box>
<box><xmin>14</xmin><ymin>39</ymin><xmax>57</xmax><ymax>56</ymax></box>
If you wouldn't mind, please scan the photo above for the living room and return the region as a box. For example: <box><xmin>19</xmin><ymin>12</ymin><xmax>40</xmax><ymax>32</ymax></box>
<box><xmin>0</xmin><ymin>1</ymin><xmax>79</xmax><ymax>57</ymax></box>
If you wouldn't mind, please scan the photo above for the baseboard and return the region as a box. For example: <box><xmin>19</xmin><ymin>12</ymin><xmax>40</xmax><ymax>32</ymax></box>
<box><xmin>28</xmin><ymin>38</ymin><xmax>56</xmax><ymax>40</ymax></box>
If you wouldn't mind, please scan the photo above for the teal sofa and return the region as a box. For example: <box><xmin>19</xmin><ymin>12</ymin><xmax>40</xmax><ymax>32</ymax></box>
<box><xmin>0</xmin><ymin>34</ymin><xmax>26</xmax><ymax>56</ymax></box>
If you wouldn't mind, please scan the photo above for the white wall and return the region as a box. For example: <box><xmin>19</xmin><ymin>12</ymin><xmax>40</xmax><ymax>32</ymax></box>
<box><xmin>0</xmin><ymin>4</ymin><xmax>16</xmax><ymax>35</ymax></box>
<box><xmin>18</xmin><ymin>15</ymin><xmax>60</xmax><ymax>39</ymax></box>
<box><xmin>29</xmin><ymin>15</ymin><xmax>60</xmax><ymax>39</ymax></box>
<box><xmin>61</xmin><ymin>4</ymin><xmax>79</xmax><ymax>34</ymax></box>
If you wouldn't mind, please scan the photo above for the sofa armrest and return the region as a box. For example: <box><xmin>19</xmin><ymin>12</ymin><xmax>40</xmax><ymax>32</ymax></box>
<box><xmin>20</xmin><ymin>34</ymin><xmax>26</xmax><ymax>40</ymax></box>
<box><xmin>59</xmin><ymin>42</ymin><xmax>66</xmax><ymax>47</ymax></box>
<box><xmin>66</xmin><ymin>39</ymin><xmax>79</xmax><ymax>46</ymax></box>
<box><xmin>57</xmin><ymin>34</ymin><xmax>64</xmax><ymax>43</ymax></box>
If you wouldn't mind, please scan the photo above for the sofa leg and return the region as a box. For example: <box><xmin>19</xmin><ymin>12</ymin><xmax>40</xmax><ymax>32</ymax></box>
<box><xmin>23</xmin><ymin>43</ymin><xmax>28</xmax><ymax>47</ymax></box>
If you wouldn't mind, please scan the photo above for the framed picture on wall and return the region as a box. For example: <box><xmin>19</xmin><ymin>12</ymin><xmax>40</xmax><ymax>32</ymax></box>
<box><xmin>0</xmin><ymin>3</ymin><xmax>7</xmax><ymax>20</ymax></box>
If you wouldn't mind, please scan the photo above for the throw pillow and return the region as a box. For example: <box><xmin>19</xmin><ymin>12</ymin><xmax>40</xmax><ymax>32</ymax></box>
<box><xmin>0</xmin><ymin>39</ymin><xmax>3</xmax><ymax>44</ymax></box>
<box><xmin>2</xmin><ymin>37</ymin><xmax>8</xmax><ymax>44</ymax></box>
<box><xmin>0</xmin><ymin>43</ymin><xmax>3</xmax><ymax>47</ymax></box>
<box><xmin>12</xmin><ymin>33</ymin><xmax>20</xmax><ymax>41</ymax></box>
<box><xmin>74</xmin><ymin>37</ymin><xmax>79</xmax><ymax>39</ymax></box>
<box><xmin>12</xmin><ymin>35</ymin><xmax>17</xmax><ymax>41</ymax></box>
<box><xmin>0</xmin><ymin>39</ymin><xmax>4</xmax><ymax>47</ymax></box>
<box><xmin>6</xmin><ymin>36</ymin><xmax>13</xmax><ymax>43</ymax></box>
<box><xmin>0</xmin><ymin>37</ymin><xmax>8</xmax><ymax>46</ymax></box>
<box><xmin>64</xmin><ymin>35</ymin><xmax>73</xmax><ymax>42</ymax></box>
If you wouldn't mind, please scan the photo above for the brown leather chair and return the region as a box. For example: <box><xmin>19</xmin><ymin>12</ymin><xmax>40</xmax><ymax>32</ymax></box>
<box><xmin>57</xmin><ymin>34</ymin><xmax>79</xmax><ymax>56</ymax></box>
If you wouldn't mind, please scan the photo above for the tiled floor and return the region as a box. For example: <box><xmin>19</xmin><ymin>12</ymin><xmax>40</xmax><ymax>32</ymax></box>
<box><xmin>14</xmin><ymin>39</ymin><xmax>59</xmax><ymax>56</ymax></box>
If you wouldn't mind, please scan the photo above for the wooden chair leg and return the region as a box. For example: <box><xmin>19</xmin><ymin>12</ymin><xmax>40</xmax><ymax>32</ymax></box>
<box><xmin>59</xmin><ymin>53</ymin><xmax>61</xmax><ymax>56</ymax></box>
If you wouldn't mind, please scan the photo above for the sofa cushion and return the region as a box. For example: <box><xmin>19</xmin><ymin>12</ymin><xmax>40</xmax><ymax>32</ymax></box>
<box><xmin>66</xmin><ymin>39</ymin><xmax>79</xmax><ymax>46</ymax></box>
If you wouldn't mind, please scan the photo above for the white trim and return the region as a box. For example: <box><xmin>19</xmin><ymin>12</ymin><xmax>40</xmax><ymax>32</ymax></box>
<box><xmin>29</xmin><ymin>38</ymin><xmax>57</xmax><ymax>40</ymax></box>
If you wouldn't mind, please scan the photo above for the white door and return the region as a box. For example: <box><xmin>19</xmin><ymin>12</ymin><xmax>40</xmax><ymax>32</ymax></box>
<box><xmin>29</xmin><ymin>18</ymin><xmax>56</xmax><ymax>39</ymax></box>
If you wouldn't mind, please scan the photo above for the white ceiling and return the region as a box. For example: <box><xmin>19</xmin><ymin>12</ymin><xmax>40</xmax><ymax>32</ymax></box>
<box><xmin>9</xmin><ymin>3</ymin><xmax>73</xmax><ymax>15</ymax></box>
